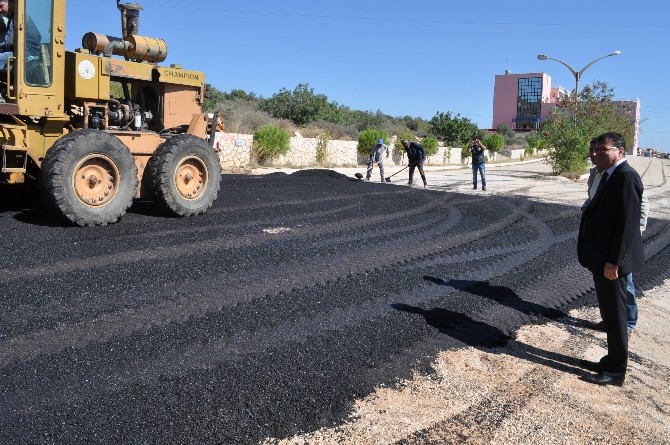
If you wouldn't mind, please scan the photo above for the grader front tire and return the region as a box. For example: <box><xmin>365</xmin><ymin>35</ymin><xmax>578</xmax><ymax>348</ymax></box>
<box><xmin>39</xmin><ymin>130</ymin><xmax>138</xmax><ymax>226</ymax></box>
<box><xmin>149</xmin><ymin>135</ymin><xmax>221</xmax><ymax>217</ymax></box>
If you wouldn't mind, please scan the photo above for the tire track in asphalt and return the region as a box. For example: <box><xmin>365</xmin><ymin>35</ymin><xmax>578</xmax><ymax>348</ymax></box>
<box><xmin>2</xmin><ymin>197</ymin><xmax>581</xmax><ymax>414</ymax></box>
<box><xmin>0</xmin><ymin>195</ymin><xmax>437</xmax><ymax>282</ymax></box>
<box><xmin>0</xmin><ymin>191</ymin><xmax>593</xmax><ymax>373</ymax></box>
<box><xmin>0</xmin><ymin>200</ymin><xmax>454</xmax><ymax>366</ymax></box>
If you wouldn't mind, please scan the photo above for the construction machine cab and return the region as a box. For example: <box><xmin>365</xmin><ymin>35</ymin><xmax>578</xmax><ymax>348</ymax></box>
<box><xmin>0</xmin><ymin>0</ymin><xmax>63</xmax><ymax>114</ymax></box>
<box><xmin>0</xmin><ymin>0</ymin><xmax>222</xmax><ymax>226</ymax></box>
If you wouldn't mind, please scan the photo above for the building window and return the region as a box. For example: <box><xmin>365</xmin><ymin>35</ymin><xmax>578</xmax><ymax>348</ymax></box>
<box><xmin>515</xmin><ymin>77</ymin><xmax>542</xmax><ymax>130</ymax></box>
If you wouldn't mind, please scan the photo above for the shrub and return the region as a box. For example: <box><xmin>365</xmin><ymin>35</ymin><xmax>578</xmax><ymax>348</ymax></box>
<box><xmin>496</xmin><ymin>123</ymin><xmax>515</xmax><ymax>139</ymax></box>
<box><xmin>420</xmin><ymin>135</ymin><xmax>439</xmax><ymax>156</ymax></box>
<box><xmin>304</xmin><ymin>121</ymin><xmax>358</xmax><ymax>140</ymax></box>
<box><xmin>461</xmin><ymin>144</ymin><xmax>471</xmax><ymax>163</ymax></box>
<box><xmin>316</xmin><ymin>131</ymin><xmax>330</xmax><ymax>164</ymax></box>
<box><xmin>483</xmin><ymin>134</ymin><xmax>505</xmax><ymax>153</ymax></box>
<box><xmin>357</xmin><ymin>129</ymin><xmax>389</xmax><ymax>155</ymax></box>
<box><xmin>442</xmin><ymin>147</ymin><xmax>452</xmax><ymax>164</ymax></box>
<box><xmin>253</xmin><ymin>124</ymin><xmax>290</xmax><ymax>163</ymax></box>
<box><xmin>395</xmin><ymin>131</ymin><xmax>415</xmax><ymax>156</ymax></box>
<box><xmin>526</xmin><ymin>131</ymin><xmax>545</xmax><ymax>154</ymax></box>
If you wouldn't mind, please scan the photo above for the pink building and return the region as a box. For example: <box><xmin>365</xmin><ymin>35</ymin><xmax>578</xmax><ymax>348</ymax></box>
<box><xmin>492</xmin><ymin>72</ymin><xmax>560</xmax><ymax>131</ymax></box>
<box><xmin>492</xmin><ymin>71</ymin><xmax>640</xmax><ymax>153</ymax></box>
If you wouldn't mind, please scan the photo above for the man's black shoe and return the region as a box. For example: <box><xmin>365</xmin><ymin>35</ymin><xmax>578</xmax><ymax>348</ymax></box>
<box><xmin>581</xmin><ymin>371</ymin><xmax>625</xmax><ymax>387</ymax></box>
<box><xmin>578</xmin><ymin>359</ymin><xmax>603</xmax><ymax>372</ymax></box>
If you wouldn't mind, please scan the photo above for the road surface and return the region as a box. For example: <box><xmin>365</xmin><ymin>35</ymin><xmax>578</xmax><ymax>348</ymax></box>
<box><xmin>1</xmin><ymin>157</ymin><xmax>668</xmax><ymax>444</ymax></box>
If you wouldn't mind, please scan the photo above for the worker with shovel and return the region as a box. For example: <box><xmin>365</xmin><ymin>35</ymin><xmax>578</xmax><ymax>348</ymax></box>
<box><xmin>401</xmin><ymin>140</ymin><xmax>427</xmax><ymax>188</ymax></box>
<box><xmin>365</xmin><ymin>138</ymin><xmax>389</xmax><ymax>182</ymax></box>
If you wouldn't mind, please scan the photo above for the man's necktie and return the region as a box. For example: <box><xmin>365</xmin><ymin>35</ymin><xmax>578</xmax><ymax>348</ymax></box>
<box><xmin>593</xmin><ymin>171</ymin><xmax>609</xmax><ymax>201</ymax></box>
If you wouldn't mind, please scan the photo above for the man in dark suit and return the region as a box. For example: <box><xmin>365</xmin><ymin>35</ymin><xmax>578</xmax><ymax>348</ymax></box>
<box><xmin>578</xmin><ymin>132</ymin><xmax>645</xmax><ymax>386</ymax></box>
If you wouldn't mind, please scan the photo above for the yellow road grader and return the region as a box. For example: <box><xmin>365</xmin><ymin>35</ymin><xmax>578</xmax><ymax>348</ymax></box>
<box><xmin>0</xmin><ymin>0</ymin><xmax>221</xmax><ymax>226</ymax></box>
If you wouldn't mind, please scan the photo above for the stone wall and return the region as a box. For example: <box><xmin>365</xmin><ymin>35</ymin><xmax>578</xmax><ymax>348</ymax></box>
<box><xmin>502</xmin><ymin>148</ymin><xmax>527</xmax><ymax>161</ymax></box>
<box><xmin>212</xmin><ymin>132</ymin><xmax>466</xmax><ymax>170</ymax></box>
<box><xmin>212</xmin><ymin>133</ymin><xmax>254</xmax><ymax>173</ymax></box>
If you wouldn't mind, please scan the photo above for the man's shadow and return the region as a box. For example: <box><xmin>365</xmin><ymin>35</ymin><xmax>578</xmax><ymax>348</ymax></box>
<box><xmin>426</xmin><ymin>276</ymin><xmax>603</xmax><ymax>332</ymax></box>
<box><xmin>424</xmin><ymin>276</ymin><xmax>564</xmax><ymax>319</ymax></box>
<box><xmin>390</xmin><ymin>277</ymin><xmax>592</xmax><ymax>376</ymax></box>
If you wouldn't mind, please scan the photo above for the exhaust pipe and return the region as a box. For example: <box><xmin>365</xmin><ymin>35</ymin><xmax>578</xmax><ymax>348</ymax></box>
<box><xmin>117</xmin><ymin>2</ymin><xmax>144</xmax><ymax>38</ymax></box>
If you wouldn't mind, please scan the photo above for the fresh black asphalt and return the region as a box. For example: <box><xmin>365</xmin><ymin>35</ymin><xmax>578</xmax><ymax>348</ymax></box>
<box><xmin>1</xmin><ymin>170</ymin><xmax>669</xmax><ymax>444</ymax></box>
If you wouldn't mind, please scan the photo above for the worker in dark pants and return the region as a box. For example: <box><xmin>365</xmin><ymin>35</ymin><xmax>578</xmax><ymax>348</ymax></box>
<box><xmin>401</xmin><ymin>139</ymin><xmax>427</xmax><ymax>188</ymax></box>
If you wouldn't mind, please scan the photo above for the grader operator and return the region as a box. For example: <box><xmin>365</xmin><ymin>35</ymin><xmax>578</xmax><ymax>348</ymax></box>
<box><xmin>0</xmin><ymin>0</ymin><xmax>221</xmax><ymax>226</ymax></box>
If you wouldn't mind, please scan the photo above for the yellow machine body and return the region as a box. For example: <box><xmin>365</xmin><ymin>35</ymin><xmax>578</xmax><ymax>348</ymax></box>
<box><xmin>1</xmin><ymin>0</ymin><xmax>210</xmax><ymax>192</ymax></box>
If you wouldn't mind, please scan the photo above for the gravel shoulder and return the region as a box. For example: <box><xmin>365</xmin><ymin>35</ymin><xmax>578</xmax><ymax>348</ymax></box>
<box><xmin>262</xmin><ymin>157</ymin><xmax>670</xmax><ymax>445</ymax></box>
<box><xmin>264</xmin><ymin>280</ymin><xmax>670</xmax><ymax>444</ymax></box>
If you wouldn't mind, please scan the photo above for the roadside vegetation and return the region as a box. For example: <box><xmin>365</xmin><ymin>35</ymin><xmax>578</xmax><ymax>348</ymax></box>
<box><xmin>204</xmin><ymin>80</ymin><xmax>635</xmax><ymax>175</ymax></box>
<box><xmin>538</xmin><ymin>81</ymin><xmax>637</xmax><ymax>175</ymax></box>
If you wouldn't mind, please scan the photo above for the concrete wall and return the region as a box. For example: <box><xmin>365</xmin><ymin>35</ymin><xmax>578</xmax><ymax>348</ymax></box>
<box><xmin>212</xmin><ymin>132</ymin><xmax>465</xmax><ymax>170</ymax></box>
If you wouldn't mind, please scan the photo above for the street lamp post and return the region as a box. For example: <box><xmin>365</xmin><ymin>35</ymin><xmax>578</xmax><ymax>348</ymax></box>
<box><xmin>537</xmin><ymin>51</ymin><xmax>621</xmax><ymax>100</ymax></box>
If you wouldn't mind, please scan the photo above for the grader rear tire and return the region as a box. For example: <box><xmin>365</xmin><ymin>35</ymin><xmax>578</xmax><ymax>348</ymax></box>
<box><xmin>149</xmin><ymin>135</ymin><xmax>221</xmax><ymax>216</ymax></box>
<box><xmin>39</xmin><ymin>130</ymin><xmax>138</xmax><ymax>226</ymax></box>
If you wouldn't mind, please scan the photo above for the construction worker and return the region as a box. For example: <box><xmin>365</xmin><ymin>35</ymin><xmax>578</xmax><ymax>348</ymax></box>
<box><xmin>366</xmin><ymin>138</ymin><xmax>389</xmax><ymax>182</ymax></box>
<box><xmin>401</xmin><ymin>140</ymin><xmax>427</xmax><ymax>187</ymax></box>
<box><xmin>0</xmin><ymin>0</ymin><xmax>41</xmax><ymax>71</ymax></box>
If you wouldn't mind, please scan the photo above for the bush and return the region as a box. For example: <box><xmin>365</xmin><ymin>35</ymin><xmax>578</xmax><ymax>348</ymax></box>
<box><xmin>545</xmin><ymin>133</ymin><xmax>590</xmax><ymax>174</ymax></box>
<box><xmin>483</xmin><ymin>134</ymin><xmax>505</xmax><ymax>153</ymax></box>
<box><xmin>303</xmin><ymin>121</ymin><xmax>358</xmax><ymax>140</ymax></box>
<box><xmin>214</xmin><ymin>98</ymin><xmax>277</xmax><ymax>134</ymax></box>
<box><xmin>461</xmin><ymin>144</ymin><xmax>471</xmax><ymax>163</ymax></box>
<box><xmin>526</xmin><ymin>131</ymin><xmax>545</xmax><ymax>153</ymax></box>
<box><xmin>496</xmin><ymin>123</ymin><xmax>515</xmax><ymax>139</ymax></box>
<box><xmin>253</xmin><ymin>125</ymin><xmax>290</xmax><ymax>163</ymax></box>
<box><xmin>357</xmin><ymin>129</ymin><xmax>389</xmax><ymax>155</ymax></box>
<box><xmin>395</xmin><ymin>131</ymin><xmax>415</xmax><ymax>156</ymax></box>
<box><xmin>316</xmin><ymin>131</ymin><xmax>330</xmax><ymax>164</ymax></box>
<box><xmin>421</xmin><ymin>136</ymin><xmax>439</xmax><ymax>156</ymax></box>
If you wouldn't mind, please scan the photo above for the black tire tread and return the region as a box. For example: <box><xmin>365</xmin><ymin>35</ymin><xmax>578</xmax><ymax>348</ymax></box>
<box><xmin>149</xmin><ymin>134</ymin><xmax>221</xmax><ymax>217</ymax></box>
<box><xmin>39</xmin><ymin>130</ymin><xmax>138</xmax><ymax>226</ymax></box>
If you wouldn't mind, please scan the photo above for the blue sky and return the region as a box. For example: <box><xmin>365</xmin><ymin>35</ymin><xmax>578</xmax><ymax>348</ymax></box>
<box><xmin>66</xmin><ymin>0</ymin><xmax>670</xmax><ymax>152</ymax></box>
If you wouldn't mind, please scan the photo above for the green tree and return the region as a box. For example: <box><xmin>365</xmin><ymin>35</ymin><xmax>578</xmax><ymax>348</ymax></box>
<box><xmin>110</xmin><ymin>81</ymin><xmax>124</xmax><ymax>100</ymax></box>
<box><xmin>420</xmin><ymin>135</ymin><xmax>439</xmax><ymax>157</ymax></box>
<box><xmin>357</xmin><ymin>129</ymin><xmax>389</xmax><ymax>155</ymax></box>
<box><xmin>225</xmin><ymin>89</ymin><xmax>258</xmax><ymax>101</ymax></box>
<box><xmin>203</xmin><ymin>85</ymin><xmax>225</xmax><ymax>112</ymax></box>
<box><xmin>253</xmin><ymin>124</ymin><xmax>290</xmax><ymax>163</ymax></box>
<box><xmin>496</xmin><ymin>123</ymin><xmax>521</xmax><ymax>146</ymax></box>
<box><xmin>429</xmin><ymin>111</ymin><xmax>478</xmax><ymax>146</ymax></box>
<box><xmin>540</xmin><ymin>81</ymin><xmax>635</xmax><ymax>174</ymax></box>
<box><xmin>352</xmin><ymin>110</ymin><xmax>389</xmax><ymax>132</ymax></box>
<box><xmin>525</xmin><ymin>131</ymin><xmax>546</xmax><ymax>156</ymax></box>
<box><xmin>496</xmin><ymin>124</ymin><xmax>515</xmax><ymax>139</ymax></box>
<box><xmin>483</xmin><ymin>133</ymin><xmax>505</xmax><ymax>160</ymax></box>
<box><xmin>395</xmin><ymin>131</ymin><xmax>415</xmax><ymax>156</ymax></box>
<box><xmin>260</xmin><ymin>83</ymin><xmax>336</xmax><ymax>127</ymax></box>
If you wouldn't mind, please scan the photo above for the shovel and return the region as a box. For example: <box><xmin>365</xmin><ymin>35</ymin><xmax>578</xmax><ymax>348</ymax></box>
<box><xmin>385</xmin><ymin>161</ymin><xmax>418</xmax><ymax>182</ymax></box>
<box><xmin>355</xmin><ymin>158</ymin><xmax>378</xmax><ymax>180</ymax></box>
